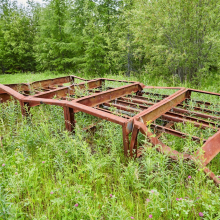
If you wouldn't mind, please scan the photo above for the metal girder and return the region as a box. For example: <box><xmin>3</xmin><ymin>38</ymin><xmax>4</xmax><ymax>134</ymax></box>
<box><xmin>1</xmin><ymin>75</ymin><xmax>219</xmax><ymax>186</ymax></box>
<box><xmin>75</xmin><ymin>83</ymin><xmax>144</xmax><ymax>107</ymax></box>
<box><xmin>134</xmin><ymin>88</ymin><xmax>190</xmax><ymax>124</ymax></box>
<box><xmin>34</xmin><ymin>79</ymin><xmax>104</xmax><ymax>99</ymax></box>
<box><xmin>151</xmin><ymin>124</ymin><xmax>206</xmax><ymax>143</ymax></box>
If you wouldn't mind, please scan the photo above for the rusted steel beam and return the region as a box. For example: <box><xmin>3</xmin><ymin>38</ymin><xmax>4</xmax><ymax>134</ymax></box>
<box><xmin>156</xmin><ymin>121</ymin><xmax>174</xmax><ymax>138</ymax></box>
<box><xmin>63</xmin><ymin>107</ymin><xmax>75</xmax><ymax>132</ymax></box>
<box><xmin>151</xmin><ymin>124</ymin><xmax>206</xmax><ymax>143</ymax></box>
<box><xmin>202</xmin><ymin>167</ymin><xmax>220</xmax><ymax>185</ymax></box>
<box><xmin>113</xmin><ymin>99</ymin><xmax>147</xmax><ymax>110</ymax></box>
<box><xmin>172</xmin><ymin>107</ymin><xmax>220</xmax><ymax>121</ymax></box>
<box><xmin>116</xmin><ymin>99</ymin><xmax>220</xmax><ymax>127</ymax></box>
<box><xmin>134</xmin><ymin>119</ymin><xmax>190</xmax><ymax>160</ymax></box>
<box><xmin>161</xmin><ymin>113</ymin><xmax>217</xmax><ymax>130</ymax></box>
<box><xmin>135</xmin><ymin>120</ymin><xmax>219</xmax><ymax>185</ymax></box>
<box><xmin>129</xmin><ymin>125</ymin><xmax>139</xmax><ymax>157</ymax></box>
<box><xmin>185</xmin><ymin>99</ymin><xmax>219</xmax><ymax>107</ymax></box>
<box><xmin>161</xmin><ymin>114</ymin><xmax>218</xmax><ymax>130</ymax></box>
<box><xmin>75</xmin><ymin>83</ymin><xmax>144</xmax><ymax>107</ymax></box>
<box><xmin>189</xmin><ymin>89</ymin><xmax>220</xmax><ymax>97</ymax></box>
<box><xmin>3</xmin><ymin>75</ymin><xmax>89</xmax><ymax>92</ymax></box>
<box><xmin>0</xmin><ymin>93</ymin><xmax>12</xmax><ymax>102</ymax></box>
<box><xmin>31</xmin><ymin>76</ymin><xmax>74</xmax><ymax>89</ymax></box>
<box><xmin>130</xmin><ymin>94</ymin><xmax>164</xmax><ymax>103</ymax></box>
<box><xmin>144</xmin><ymin>86</ymin><xmax>184</xmax><ymax>90</ymax></box>
<box><xmin>122</xmin><ymin>124</ymin><xmax>130</xmax><ymax>156</ymax></box>
<box><xmin>0</xmin><ymin>84</ymin><xmax>25</xmax><ymax>100</ymax></box>
<box><xmin>195</xmin><ymin>129</ymin><xmax>220</xmax><ymax>166</ymax></box>
<box><xmin>122</xmin><ymin>96</ymin><xmax>155</xmax><ymax>106</ymax></box>
<box><xmin>137</xmin><ymin>92</ymin><xmax>168</xmax><ymax>99</ymax></box>
<box><xmin>33</xmin><ymin>79</ymin><xmax>103</xmax><ymax>99</ymax></box>
<box><xmin>1</xmin><ymin>77</ymin><xmax>220</xmax><ymax>187</ymax></box>
<box><xmin>104</xmin><ymin>102</ymin><xmax>141</xmax><ymax>113</ymax></box>
<box><xmin>4</xmin><ymin>76</ymin><xmax>73</xmax><ymax>92</ymax></box>
<box><xmin>135</xmin><ymin>88</ymin><xmax>189</xmax><ymax>124</ymax></box>
<box><xmin>164</xmin><ymin>112</ymin><xmax>219</xmax><ymax>129</ymax></box>
<box><xmin>130</xmin><ymin>95</ymin><xmax>218</xmax><ymax>110</ymax></box>
<box><xmin>22</xmin><ymin>96</ymin><xmax>128</xmax><ymax>126</ymax></box>
<box><xmin>96</xmin><ymin>107</ymin><xmax>131</xmax><ymax>119</ymax></box>
<box><xmin>2</xmin><ymin>83</ymin><xmax>29</xmax><ymax>92</ymax></box>
<box><xmin>20</xmin><ymin>101</ymin><xmax>31</xmax><ymax>117</ymax></box>
<box><xmin>100</xmin><ymin>78</ymin><xmax>137</xmax><ymax>84</ymax></box>
<box><xmin>178</xmin><ymin>103</ymin><xmax>220</xmax><ymax>116</ymax></box>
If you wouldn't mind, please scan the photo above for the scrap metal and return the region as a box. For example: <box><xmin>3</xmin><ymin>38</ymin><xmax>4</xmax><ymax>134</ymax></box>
<box><xmin>0</xmin><ymin>75</ymin><xmax>219</xmax><ymax>186</ymax></box>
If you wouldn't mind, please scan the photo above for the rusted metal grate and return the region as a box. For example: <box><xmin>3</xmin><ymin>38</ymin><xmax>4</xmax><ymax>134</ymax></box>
<box><xmin>0</xmin><ymin>75</ymin><xmax>219</xmax><ymax>186</ymax></box>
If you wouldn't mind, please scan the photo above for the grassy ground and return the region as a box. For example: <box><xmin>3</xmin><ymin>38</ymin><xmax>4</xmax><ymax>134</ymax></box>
<box><xmin>0</xmin><ymin>72</ymin><xmax>220</xmax><ymax>219</ymax></box>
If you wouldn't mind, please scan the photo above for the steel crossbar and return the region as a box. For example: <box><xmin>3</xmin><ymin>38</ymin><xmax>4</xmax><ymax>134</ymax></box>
<box><xmin>0</xmin><ymin>75</ymin><xmax>219</xmax><ymax>186</ymax></box>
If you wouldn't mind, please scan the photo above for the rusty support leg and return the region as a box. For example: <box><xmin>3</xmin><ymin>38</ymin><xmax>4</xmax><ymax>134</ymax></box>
<box><xmin>63</xmin><ymin>106</ymin><xmax>75</xmax><ymax>133</ymax></box>
<box><xmin>130</xmin><ymin>125</ymin><xmax>139</xmax><ymax>157</ymax></box>
<box><xmin>70</xmin><ymin>75</ymin><xmax>75</xmax><ymax>84</ymax></box>
<box><xmin>122</xmin><ymin>124</ymin><xmax>130</xmax><ymax>156</ymax></box>
<box><xmin>19</xmin><ymin>101</ymin><xmax>30</xmax><ymax>117</ymax></box>
<box><xmin>185</xmin><ymin>90</ymin><xmax>192</xmax><ymax>105</ymax></box>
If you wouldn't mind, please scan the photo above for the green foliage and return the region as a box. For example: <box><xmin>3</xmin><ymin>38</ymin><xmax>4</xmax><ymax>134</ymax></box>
<box><xmin>0</xmin><ymin>1</ymin><xmax>36</xmax><ymax>73</ymax></box>
<box><xmin>130</xmin><ymin>0</ymin><xmax>220</xmax><ymax>83</ymax></box>
<box><xmin>1</xmin><ymin>0</ymin><xmax>220</xmax><ymax>84</ymax></box>
<box><xmin>34</xmin><ymin>0</ymin><xmax>69</xmax><ymax>71</ymax></box>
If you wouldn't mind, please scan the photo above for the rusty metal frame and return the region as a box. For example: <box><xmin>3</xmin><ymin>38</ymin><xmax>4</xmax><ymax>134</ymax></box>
<box><xmin>0</xmin><ymin>76</ymin><xmax>219</xmax><ymax>186</ymax></box>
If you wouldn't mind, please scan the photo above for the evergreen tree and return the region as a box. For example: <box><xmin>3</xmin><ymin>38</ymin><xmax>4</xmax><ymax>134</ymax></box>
<box><xmin>131</xmin><ymin>0</ymin><xmax>220</xmax><ymax>82</ymax></box>
<box><xmin>35</xmin><ymin>0</ymin><xmax>70</xmax><ymax>71</ymax></box>
<box><xmin>0</xmin><ymin>0</ymin><xmax>36</xmax><ymax>73</ymax></box>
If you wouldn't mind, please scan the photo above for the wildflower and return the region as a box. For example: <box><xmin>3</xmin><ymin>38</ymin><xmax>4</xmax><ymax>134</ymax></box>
<box><xmin>218</xmin><ymin>176</ymin><xmax>220</xmax><ymax>178</ymax></box>
<box><xmin>131</xmin><ymin>217</ymin><xmax>134</xmax><ymax>219</ymax></box>
<box><xmin>199</xmin><ymin>212</ymin><xmax>204</xmax><ymax>217</ymax></box>
<box><xmin>65</xmin><ymin>151</ymin><xmax>68</xmax><ymax>153</ymax></box>
<box><xmin>75</xmin><ymin>203</ymin><xmax>78</xmax><ymax>207</ymax></box>
<box><xmin>110</xmin><ymin>194</ymin><xmax>113</xmax><ymax>198</ymax></box>
<box><xmin>180</xmin><ymin>198</ymin><xmax>182</xmax><ymax>200</ymax></box>
<box><xmin>50</xmin><ymin>191</ymin><xmax>54</xmax><ymax>194</ymax></box>
<box><xmin>15</xmin><ymin>172</ymin><xmax>18</xmax><ymax>175</ymax></box>
<box><xmin>146</xmin><ymin>198</ymin><xmax>150</xmax><ymax>202</ymax></box>
<box><xmin>78</xmin><ymin>190</ymin><xmax>80</xmax><ymax>193</ymax></box>
<box><xmin>15</xmin><ymin>153</ymin><xmax>17</xmax><ymax>156</ymax></box>
<box><xmin>42</xmin><ymin>161</ymin><xmax>45</xmax><ymax>164</ymax></box>
<box><xmin>188</xmin><ymin>176</ymin><xmax>191</xmax><ymax>179</ymax></box>
<box><xmin>151</xmin><ymin>190</ymin><xmax>154</xmax><ymax>193</ymax></box>
<box><xmin>2</xmin><ymin>164</ymin><xmax>5</xmax><ymax>167</ymax></box>
<box><xmin>149</xmin><ymin>214</ymin><xmax>153</xmax><ymax>218</ymax></box>
<box><xmin>176</xmin><ymin>198</ymin><xmax>179</xmax><ymax>201</ymax></box>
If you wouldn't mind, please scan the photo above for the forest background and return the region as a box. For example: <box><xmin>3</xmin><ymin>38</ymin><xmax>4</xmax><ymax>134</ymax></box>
<box><xmin>1</xmin><ymin>0</ymin><xmax>220</xmax><ymax>86</ymax></box>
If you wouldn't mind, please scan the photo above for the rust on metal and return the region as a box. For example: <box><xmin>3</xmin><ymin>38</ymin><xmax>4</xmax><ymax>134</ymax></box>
<box><xmin>0</xmin><ymin>75</ymin><xmax>219</xmax><ymax>186</ymax></box>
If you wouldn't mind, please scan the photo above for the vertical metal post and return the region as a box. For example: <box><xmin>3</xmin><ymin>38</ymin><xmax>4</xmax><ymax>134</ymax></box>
<box><xmin>70</xmin><ymin>76</ymin><xmax>75</xmax><ymax>84</ymax></box>
<box><xmin>63</xmin><ymin>106</ymin><xmax>75</xmax><ymax>133</ymax></box>
<box><xmin>122</xmin><ymin>124</ymin><xmax>130</xmax><ymax>156</ymax></box>
<box><xmin>130</xmin><ymin>126</ymin><xmax>139</xmax><ymax>157</ymax></box>
<box><xmin>20</xmin><ymin>101</ymin><xmax>30</xmax><ymax>117</ymax></box>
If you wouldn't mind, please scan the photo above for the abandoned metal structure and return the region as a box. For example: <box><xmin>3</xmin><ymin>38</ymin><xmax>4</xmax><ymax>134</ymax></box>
<box><xmin>0</xmin><ymin>75</ymin><xmax>219</xmax><ymax>186</ymax></box>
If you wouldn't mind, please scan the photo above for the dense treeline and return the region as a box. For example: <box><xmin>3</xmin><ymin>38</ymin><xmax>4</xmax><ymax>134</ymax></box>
<box><xmin>0</xmin><ymin>0</ymin><xmax>220</xmax><ymax>83</ymax></box>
